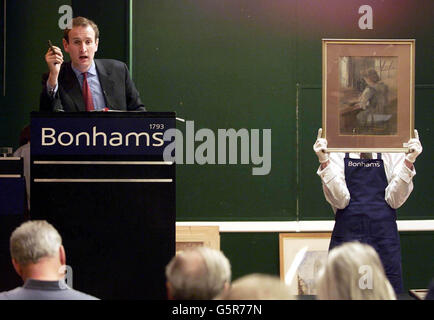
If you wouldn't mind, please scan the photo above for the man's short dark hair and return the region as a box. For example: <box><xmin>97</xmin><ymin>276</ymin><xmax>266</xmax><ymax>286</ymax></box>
<box><xmin>63</xmin><ymin>16</ymin><xmax>99</xmax><ymax>43</ymax></box>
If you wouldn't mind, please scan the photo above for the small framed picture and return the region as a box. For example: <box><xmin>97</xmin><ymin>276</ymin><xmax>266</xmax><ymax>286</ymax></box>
<box><xmin>408</xmin><ymin>289</ymin><xmax>428</xmax><ymax>300</ymax></box>
<box><xmin>322</xmin><ymin>39</ymin><xmax>415</xmax><ymax>152</ymax></box>
<box><xmin>279</xmin><ymin>233</ymin><xmax>331</xmax><ymax>296</ymax></box>
<box><xmin>175</xmin><ymin>225</ymin><xmax>220</xmax><ymax>253</ymax></box>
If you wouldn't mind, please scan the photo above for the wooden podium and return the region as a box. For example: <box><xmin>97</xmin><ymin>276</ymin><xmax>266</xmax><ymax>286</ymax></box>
<box><xmin>30</xmin><ymin>112</ymin><xmax>176</xmax><ymax>299</ymax></box>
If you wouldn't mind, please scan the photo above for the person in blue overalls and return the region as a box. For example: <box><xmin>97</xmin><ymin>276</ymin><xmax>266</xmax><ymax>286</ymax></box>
<box><xmin>313</xmin><ymin>128</ymin><xmax>423</xmax><ymax>294</ymax></box>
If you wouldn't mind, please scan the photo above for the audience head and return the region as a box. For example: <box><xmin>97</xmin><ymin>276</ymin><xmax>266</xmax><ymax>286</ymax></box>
<box><xmin>217</xmin><ymin>273</ymin><xmax>294</xmax><ymax>300</ymax></box>
<box><xmin>10</xmin><ymin>220</ymin><xmax>65</xmax><ymax>282</ymax></box>
<box><xmin>165</xmin><ymin>246</ymin><xmax>231</xmax><ymax>300</ymax></box>
<box><xmin>316</xmin><ymin>242</ymin><xmax>396</xmax><ymax>300</ymax></box>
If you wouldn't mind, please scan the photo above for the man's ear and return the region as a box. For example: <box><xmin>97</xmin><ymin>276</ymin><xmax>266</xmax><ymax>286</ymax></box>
<box><xmin>95</xmin><ymin>38</ymin><xmax>99</xmax><ymax>53</ymax></box>
<box><xmin>223</xmin><ymin>281</ymin><xmax>231</xmax><ymax>292</ymax></box>
<box><xmin>59</xmin><ymin>245</ymin><xmax>66</xmax><ymax>266</ymax></box>
<box><xmin>12</xmin><ymin>259</ymin><xmax>22</xmax><ymax>278</ymax></box>
<box><xmin>166</xmin><ymin>281</ymin><xmax>174</xmax><ymax>300</ymax></box>
<box><xmin>63</xmin><ymin>38</ymin><xmax>69</xmax><ymax>53</ymax></box>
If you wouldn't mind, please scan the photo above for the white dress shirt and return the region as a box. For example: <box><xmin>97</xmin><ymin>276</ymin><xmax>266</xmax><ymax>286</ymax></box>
<box><xmin>46</xmin><ymin>61</ymin><xmax>106</xmax><ymax>110</ymax></box>
<box><xmin>317</xmin><ymin>153</ymin><xmax>416</xmax><ymax>214</ymax></box>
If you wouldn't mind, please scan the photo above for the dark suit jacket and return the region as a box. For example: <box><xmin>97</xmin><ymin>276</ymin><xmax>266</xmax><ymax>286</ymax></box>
<box><xmin>40</xmin><ymin>59</ymin><xmax>146</xmax><ymax>112</ymax></box>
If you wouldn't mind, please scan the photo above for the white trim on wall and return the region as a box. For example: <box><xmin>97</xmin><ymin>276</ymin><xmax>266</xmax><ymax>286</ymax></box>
<box><xmin>176</xmin><ymin>220</ymin><xmax>434</xmax><ymax>233</ymax></box>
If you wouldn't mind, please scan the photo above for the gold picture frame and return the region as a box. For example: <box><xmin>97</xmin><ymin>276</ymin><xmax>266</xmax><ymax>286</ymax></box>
<box><xmin>279</xmin><ymin>233</ymin><xmax>331</xmax><ymax>296</ymax></box>
<box><xmin>322</xmin><ymin>39</ymin><xmax>415</xmax><ymax>153</ymax></box>
<box><xmin>408</xmin><ymin>289</ymin><xmax>428</xmax><ymax>300</ymax></box>
<box><xmin>175</xmin><ymin>225</ymin><xmax>220</xmax><ymax>253</ymax></box>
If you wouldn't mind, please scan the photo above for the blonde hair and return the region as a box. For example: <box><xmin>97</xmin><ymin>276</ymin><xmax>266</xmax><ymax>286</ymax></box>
<box><xmin>316</xmin><ymin>242</ymin><xmax>396</xmax><ymax>300</ymax></box>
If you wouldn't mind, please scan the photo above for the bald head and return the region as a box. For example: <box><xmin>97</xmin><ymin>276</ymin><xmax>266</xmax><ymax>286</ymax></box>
<box><xmin>176</xmin><ymin>250</ymin><xmax>207</xmax><ymax>277</ymax></box>
<box><xmin>165</xmin><ymin>247</ymin><xmax>231</xmax><ymax>300</ymax></box>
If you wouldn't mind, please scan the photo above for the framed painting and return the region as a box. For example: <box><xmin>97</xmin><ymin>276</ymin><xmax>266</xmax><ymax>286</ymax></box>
<box><xmin>408</xmin><ymin>289</ymin><xmax>428</xmax><ymax>300</ymax></box>
<box><xmin>175</xmin><ymin>225</ymin><xmax>220</xmax><ymax>253</ymax></box>
<box><xmin>322</xmin><ymin>39</ymin><xmax>415</xmax><ymax>152</ymax></box>
<box><xmin>279</xmin><ymin>233</ymin><xmax>331</xmax><ymax>296</ymax></box>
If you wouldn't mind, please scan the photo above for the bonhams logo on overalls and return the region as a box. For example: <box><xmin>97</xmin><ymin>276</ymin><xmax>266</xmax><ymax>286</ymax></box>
<box><xmin>348</xmin><ymin>161</ymin><xmax>381</xmax><ymax>168</ymax></box>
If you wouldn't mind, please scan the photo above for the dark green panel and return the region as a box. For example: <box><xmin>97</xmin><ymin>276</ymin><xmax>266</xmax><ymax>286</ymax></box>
<box><xmin>298</xmin><ymin>86</ymin><xmax>334</xmax><ymax>219</ymax></box>
<box><xmin>0</xmin><ymin>0</ymin><xmax>72</xmax><ymax>147</ymax></box>
<box><xmin>71</xmin><ymin>0</ymin><xmax>129</xmax><ymax>63</ymax></box>
<box><xmin>400</xmin><ymin>232</ymin><xmax>434</xmax><ymax>291</ymax></box>
<box><xmin>295</xmin><ymin>0</ymin><xmax>434</xmax><ymax>83</ymax></box>
<box><xmin>133</xmin><ymin>1</ymin><xmax>298</xmax><ymax>220</ymax></box>
<box><xmin>398</xmin><ymin>87</ymin><xmax>434</xmax><ymax>219</ymax></box>
<box><xmin>296</xmin><ymin>0</ymin><xmax>434</xmax><ymax>220</ymax></box>
<box><xmin>221</xmin><ymin>233</ymin><xmax>280</xmax><ymax>281</ymax></box>
<box><xmin>221</xmin><ymin>232</ymin><xmax>434</xmax><ymax>292</ymax></box>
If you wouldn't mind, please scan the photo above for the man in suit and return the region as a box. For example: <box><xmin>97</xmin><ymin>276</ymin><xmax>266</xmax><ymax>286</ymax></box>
<box><xmin>40</xmin><ymin>16</ymin><xmax>145</xmax><ymax>112</ymax></box>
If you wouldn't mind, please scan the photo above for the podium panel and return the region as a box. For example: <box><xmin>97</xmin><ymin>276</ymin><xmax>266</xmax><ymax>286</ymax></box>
<box><xmin>0</xmin><ymin>158</ymin><xmax>27</xmax><ymax>291</ymax></box>
<box><xmin>30</xmin><ymin>112</ymin><xmax>176</xmax><ymax>299</ymax></box>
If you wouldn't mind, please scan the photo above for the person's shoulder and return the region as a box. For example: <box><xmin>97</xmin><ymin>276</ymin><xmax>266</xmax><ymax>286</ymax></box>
<box><xmin>329</xmin><ymin>152</ymin><xmax>345</xmax><ymax>161</ymax></box>
<box><xmin>96</xmin><ymin>59</ymin><xmax>127</xmax><ymax>68</ymax></box>
<box><xmin>0</xmin><ymin>287</ymin><xmax>99</xmax><ymax>300</ymax></box>
<box><xmin>13</xmin><ymin>143</ymin><xmax>30</xmax><ymax>158</ymax></box>
<box><xmin>374</xmin><ymin>82</ymin><xmax>388</xmax><ymax>91</ymax></box>
<box><xmin>95</xmin><ymin>59</ymin><xmax>130</xmax><ymax>76</ymax></box>
<box><xmin>382</xmin><ymin>152</ymin><xmax>405</xmax><ymax>161</ymax></box>
<box><xmin>66</xmin><ymin>288</ymin><xmax>100</xmax><ymax>300</ymax></box>
<box><xmin>0</xmin><ymin>287</ymin><xmax>24</xmax><ymax>300</ymax></box>
<box><xmin>381</xmin><ymin>153</ymin><xmax>406</xmax><ymax>169</ymax></box>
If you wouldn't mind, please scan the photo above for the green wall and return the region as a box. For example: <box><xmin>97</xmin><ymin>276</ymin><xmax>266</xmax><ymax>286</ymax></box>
<box><xmin>295</xmin><ymin>0</ymin><xmax>434</xmax><ymax>220</ymax></box>
<box><xmin>133</xmin><ymin>0</ymin><xmax>297</xmax><ymax>221</ymax></box>
<box><xmin>131</xmin><ymin>0</ymin><xmax>434</xmax><ymax>290</ymax></box>
<box><xmin>132</xmin><ymin>0</ymin><xmax>434</xmax><ymax>221</ymax></box>
<box><xmin>71</xmin><ymin>0</ymin><xmax>129</xmax><ymax>63</ymax></box>
<box><xmin>0</xmin><ymin>0</ymin><xmax>432</xmax><ymax>293</ymax></box>
<box><xmin>0</xmin><ymin>0</ymin><xmax>71</xmax><ymax>147</ymax></box>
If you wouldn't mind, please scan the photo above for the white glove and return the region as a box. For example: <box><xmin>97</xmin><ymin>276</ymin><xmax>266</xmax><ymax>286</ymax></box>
<box><xmin>406</xmin><ymin>129</ymin><xmax>422</xmax><ymax>163</ymax></box>
<box><xmin>313</xmin><ymin>128</ymin><xmax>329</xmax><ymax>164</ymax></box>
